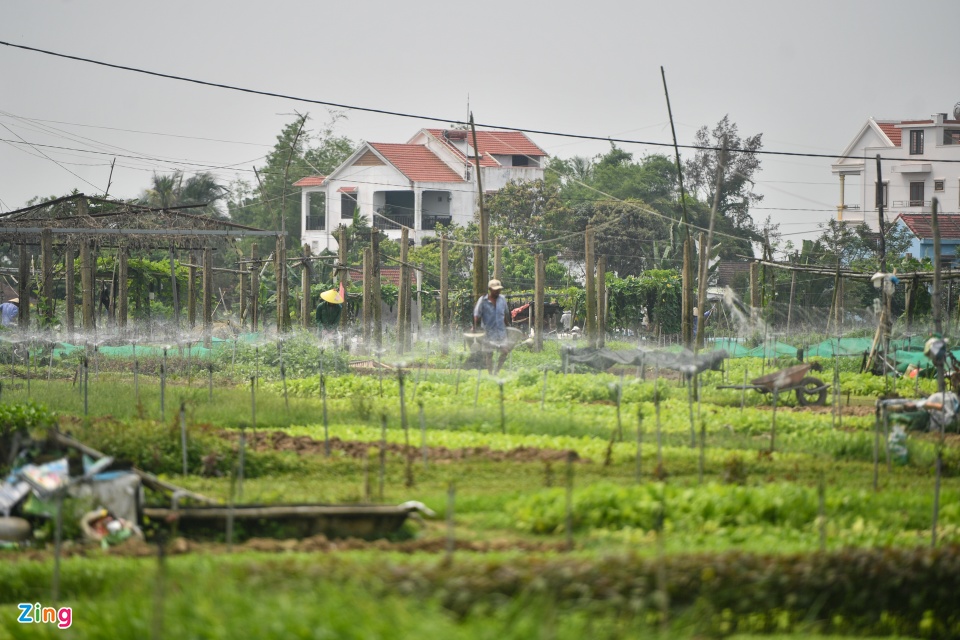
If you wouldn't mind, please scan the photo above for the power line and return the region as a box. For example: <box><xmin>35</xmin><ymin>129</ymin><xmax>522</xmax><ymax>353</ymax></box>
<box><xmin>4</xmin><ymin>39</ymin><xmax>960</xmax><ymax>164</ymax></box>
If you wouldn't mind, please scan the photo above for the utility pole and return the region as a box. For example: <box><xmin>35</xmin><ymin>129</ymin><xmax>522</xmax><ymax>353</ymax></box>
<box><xmin>661</xmin><ymin>67</ymin><xmax>694</xmax><ymax>349</ymax></box>
<box><xmin>470</xmin><ymin>113</ymin><xmax>488</xmax><ymax>301</ymax></box>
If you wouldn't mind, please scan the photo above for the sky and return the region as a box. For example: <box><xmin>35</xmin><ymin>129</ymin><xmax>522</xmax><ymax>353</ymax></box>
<box><xmin>1</xmin><ymin>0</ymin><xmax>958</xmax><ymax>249</ymax></box>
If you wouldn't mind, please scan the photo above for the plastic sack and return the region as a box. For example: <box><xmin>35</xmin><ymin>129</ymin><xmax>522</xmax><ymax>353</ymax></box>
<box><xmin>888</xmin><ymin>425</ymin><xmax>909</xmax><ymax>465</ymax></box>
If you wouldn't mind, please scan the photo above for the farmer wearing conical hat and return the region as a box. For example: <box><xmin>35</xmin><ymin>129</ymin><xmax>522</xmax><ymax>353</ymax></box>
<box><xmin>316</xmin><ymin>289</ymin><xmax>343</xmax><ymax>333</ymax></box>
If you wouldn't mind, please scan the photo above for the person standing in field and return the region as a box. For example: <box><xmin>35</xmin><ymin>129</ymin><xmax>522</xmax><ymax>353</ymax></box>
<box><xmin>316</xmin><ymin>289</ymin><xmax>343</xmax><ymax>339</ymax></box>
<box><xmin>0</xmin><ymin>298</ymin><xmax>18</xmax><ymax>327</ymax></box>
<box><xmin>473</xmin><ymin>279</ymin><xmax>511</xmax><ymax>374</ymax></box>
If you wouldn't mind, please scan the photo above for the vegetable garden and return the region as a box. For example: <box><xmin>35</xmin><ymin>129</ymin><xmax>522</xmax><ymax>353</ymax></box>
<box><xmin>0</xmin><ymin>332</ymin><xmax>958</xmax><ymax>639</ymax></box>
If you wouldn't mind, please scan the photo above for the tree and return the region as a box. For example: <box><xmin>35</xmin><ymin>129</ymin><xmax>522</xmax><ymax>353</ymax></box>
<box><xmin>684</xmin><ymin>115</ymin><xmax>764</xmax><ymax>233</ymax></box>
<box><xmin>139</xmin><ymin>170</ymin><xmax>228</xmax><ymax>217</ymax></box>
<box><xmin>486</xmin><ymin>179</ymin><xmax>570</xmax><ymax>245</ymax></box>
<box><xmin>228</xmin><ymin>113</ymin><xmax>353</xmax><ymax>245</ymax></box>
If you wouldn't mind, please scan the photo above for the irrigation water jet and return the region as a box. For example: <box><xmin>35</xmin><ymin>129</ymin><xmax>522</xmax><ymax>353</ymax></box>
<box><xmin>321</xmin><ymin>374</ymin><xmax>330</xmax><ymax>457</ymax></box>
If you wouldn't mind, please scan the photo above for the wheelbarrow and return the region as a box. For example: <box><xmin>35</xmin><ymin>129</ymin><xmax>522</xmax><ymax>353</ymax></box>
<box><xmin>717</xmin><ymin>363</ymin><xmax>828</xmax><ymax>406</ymax></box>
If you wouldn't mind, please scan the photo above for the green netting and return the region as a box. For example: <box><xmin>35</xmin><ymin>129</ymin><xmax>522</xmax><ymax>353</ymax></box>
<box><xmin>744</xmin><ymin>341</ymin><xmax>797</xmax><ymax>358</ymax></box>
<box><xmin>805</xmin><ymin>337</ymin><xmax>874</xmax><ymax>357</ymax></box>
<box><xmin>706</xmin><ymin>338</ymin><xmax>751</xmax><ymax>357</ymax></box>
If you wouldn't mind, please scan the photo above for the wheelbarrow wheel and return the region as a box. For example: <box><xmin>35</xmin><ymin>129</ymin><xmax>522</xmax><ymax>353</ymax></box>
<box><xmin>796</xmin><ymin>377</ymin><xmax>827</xmax><ymax>406</ymax></box>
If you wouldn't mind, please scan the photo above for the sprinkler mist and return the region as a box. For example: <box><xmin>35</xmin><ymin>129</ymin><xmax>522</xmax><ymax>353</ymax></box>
<box><xmin>321</xmin><ymin>374</ymin><xmax>330</xmax><ymax>457</ymax></box>
<box><xmin>160</xmin><ymin>347</ymin><xmax>168</xmax><ymax>422</ymax></box>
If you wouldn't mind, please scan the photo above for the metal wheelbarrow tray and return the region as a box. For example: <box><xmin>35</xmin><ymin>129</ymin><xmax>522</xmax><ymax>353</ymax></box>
<box><xmin>718</xmin><ymin>364</ymin><xmax>828</xmax><ymax>406</ymax></box>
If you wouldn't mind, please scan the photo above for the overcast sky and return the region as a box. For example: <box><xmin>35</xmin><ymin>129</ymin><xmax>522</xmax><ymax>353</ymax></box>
<box><xmin>2</xmin><ymin>0</ymin><xmax>958</xmax><ymax>247</ymax></box>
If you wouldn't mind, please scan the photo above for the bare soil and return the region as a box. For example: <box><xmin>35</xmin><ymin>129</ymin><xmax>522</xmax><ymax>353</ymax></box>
<box><xmin>220</xmin><ymin>430</ymin><xmax>588</xmax><ymax>464</ymax></box>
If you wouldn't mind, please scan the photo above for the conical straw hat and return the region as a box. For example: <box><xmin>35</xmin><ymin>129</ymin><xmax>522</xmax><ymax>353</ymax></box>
<box><xmin>320</xmin><ymin>290</ymin><xmax>344</xmax><ymax>304</ymax></box>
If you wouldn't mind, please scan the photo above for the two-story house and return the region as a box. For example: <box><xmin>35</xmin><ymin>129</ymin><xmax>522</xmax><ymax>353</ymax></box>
<box><xmin>296</xmin><ymin>128</ymin><xmax>548</xmax><ymax>253</ymax></box>
<box><xmin>831</xmin><ymin>104</ymin><xmax>960</xmax><ymax>231</ymax></box>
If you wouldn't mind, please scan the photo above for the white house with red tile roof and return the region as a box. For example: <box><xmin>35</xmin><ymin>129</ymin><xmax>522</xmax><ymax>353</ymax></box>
<box><xmin>831</xmin><ymin>106</ymin><xmax>960</xmax><ymax>231</ymax></box>
<box><xmin>296</xmin><ymin>129</ymin><xmax>547</xmax><ymax>252</ymax></box>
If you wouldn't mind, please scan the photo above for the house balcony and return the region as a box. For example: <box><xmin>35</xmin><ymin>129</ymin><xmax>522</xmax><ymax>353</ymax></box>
<box><xmin>373</xmin><ymin>207</ymin><xmax>453</xmax><ymax>232</ymax></box>
<box><xmin>305</xmin><ymin>215</ymin><xmax>325</xmax><ymax>231</ymax></box>
<box><xmin>892</xmin><ymin>200</ymin><xmax>932</xmax><ymax>209</ymax></box>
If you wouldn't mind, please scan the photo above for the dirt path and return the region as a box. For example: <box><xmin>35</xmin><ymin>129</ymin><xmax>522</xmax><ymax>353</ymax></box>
<box><xmin>221</xmin><ymin>430</ymin><xmax>588</xmax><ymax>464</ymax></box>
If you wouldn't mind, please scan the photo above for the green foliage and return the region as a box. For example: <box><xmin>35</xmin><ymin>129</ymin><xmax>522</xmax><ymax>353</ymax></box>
<box><xmin>72</xmin><ymin>417</ymin><xmax>299</xmax><ymax>479</ymax></box>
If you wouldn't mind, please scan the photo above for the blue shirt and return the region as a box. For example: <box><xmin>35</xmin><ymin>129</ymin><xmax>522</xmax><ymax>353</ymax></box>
<box><xmin>473</xmin><ymin>294</ymin><xmax>508</xmax><ymax>341</ymax></box>
<box><xmin>0</xmin><ymin>302</ymin><xmax>17</xmax><ymax>327</ymax></box>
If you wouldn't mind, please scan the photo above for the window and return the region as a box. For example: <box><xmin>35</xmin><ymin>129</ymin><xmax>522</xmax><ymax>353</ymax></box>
<box><xmin>909</xmin><ymin>130</ymin><xmax>924</xmax><ymax>154</ymax></box>
<box><xmin>943</xmin><ymin>130</ymin><xmax>960</xmax><ymax>145</ymax></box>
<box><xmin>875</xmin><ymin>182</ymin><xmax>888</xmax><ymax>208</ymax></box>
<box><xmin>511</xmin><ymin>155</ymin><xmax>530</xmax><ymax>167</ymax></box>
<box><xmin>935</xmin><ymin>179</ymin><xmax>945</xmax><ymax>192</ymax></box>
<box><xmin>909</xmin><ymin>181</ymin><xmax>925</xmax><ymax>206</ymax></box>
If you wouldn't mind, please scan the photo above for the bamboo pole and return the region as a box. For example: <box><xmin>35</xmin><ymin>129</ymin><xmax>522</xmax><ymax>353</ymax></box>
<box><xmin>239</xmin><ymin>260</ymin><xmax>247</xmax><ymax>329</ymax></box>
<box><xmin>749</xmin><ymin>262</ymin><xmax>760</xmax><ymax>310</ymax></box>
<box><xmin>277</xmin><ymin>234</ymin><xmax>288</xmax><ymax>332</ymax></box>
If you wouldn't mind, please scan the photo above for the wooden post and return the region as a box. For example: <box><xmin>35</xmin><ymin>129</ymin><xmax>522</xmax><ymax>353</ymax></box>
<box><xmin>277</xmin><ymin>234</ymin><xmax>288</xmax><ymax>332</ymax></box>
<box><xmin>597</xmin><ymin>255</ymin><xmax>606</xmax><ymax>348</ymax></box>
<box><xmin>440</xmin><ymin>235</ymin><xmax>449</xmax><ymax>355</ymax></box>
<box><xmin>202</xmin><ymin>247</ymin><xmax>213</xmax><ymax>341</ymax></box>
<box><xmin>398</xmin><ymin>227</ymin><xmax>409</xmax><ymax>354</ymax></box>
<box><xmin>695</xmin><ymin>232</ymin><xmax>707</xmax><ymax>349</ymax></box>
<box><xmin>905</xmin><ymin>276</ymin><xmax>917</xmax><ymax>331</ymax></box>
<box><xmin>17</xmin><ymin>243</ymin><xmax>29</xmax><ymax>330</ymax></box>
<box><xmin>371</xmin><ymin>229</ymin><xmax>382</xmax><ymax>350</ymax></box>
<box><xmin>301</xmin><ymin>244</ymin><xmax>312</xmax><ymax>330</ymax></box>
<box><xmin>65</xmin><ymin>246</ymin><xmax>75</xmax><ymax>335</ymax></box>
<box><xmin>932</xmin><ymin>198</ymin><xmax>943</xmax><ymax>335</ymax></box>
<box><xmin>493</xmin><ymin>239</ymin><xmax>502</xmax><ymax>282</ymax></box>
<box><xmin>40</xmin><ymin>228</ymin><xmax>54</xmax><ymax>327</ymax></box>
<box><xmin>250</xmin><ymin>243</ymin><xmax>259</xmax><ymax>332</ymax></box>
<box><xmin>749</xmin><ymin>262</ymin><xmax>760</xmax><ymax>310</ymax></box>
<box><xmin>117</xmin><ymin>246</ymin><xmax>128</xmax><ymax>330</ymax></box>
<box><xmin>682</xmin><ymin>236</ymin><xmax>693</xmax><ymax>347</ymax></box>
<box><xmin>585</xmin><ymin>226</ymin><xmax>597</xmax><ymax>347</ymax></box>
<box><xmin>362</xmin><ymin>246</ymin><xmax>373</xmax><ymax>347</ymax></box>
<box><xmin>187</xmin><ymin>250</ymin><xmax>197</xmax><ymax>328</ymax></box>
<box><xmin>239</xmin><ymin>260</ymin><xmax>247</xmax><ymax>329</ymax></box>
<box><xmin>534</xmin><ymin>252</ymin><xmax>545</xmax><ymax>352</ymax></box>
<box><xmin>338</xmin><ymin>226</ymin><xmax>348</xmax><ymax>333</ymax></box>
<box><xmin>80</xmin><ymin>239</ymin><xmax>94</xmax><ymax>332</ymax></box>
<box><xmin>786</xmin><ymin>269</ymin><xmax>797</xmax><ymax>334</ymax></box>
<box><xmin>169</xmin><ymin>246</ymin><xmax>180</xmax><ymax>328</ymax></box>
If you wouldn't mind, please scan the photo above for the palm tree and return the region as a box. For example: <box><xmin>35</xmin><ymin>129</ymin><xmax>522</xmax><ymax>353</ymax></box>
<box><xmin>141</xmin><ymin>171</ymin><xmax>227</xmax><ymax>216</ymax></box>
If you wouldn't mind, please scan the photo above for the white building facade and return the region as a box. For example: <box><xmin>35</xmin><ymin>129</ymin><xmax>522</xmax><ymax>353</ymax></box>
<box><xmin>831</xmin><ymin>107</ymin><xmax>960</xmax><ymax>231</ymax></box>
<box><xmin>298</xmin><ymin>129</ymin><xmax>547</xmax><ymax>253</ymax></box>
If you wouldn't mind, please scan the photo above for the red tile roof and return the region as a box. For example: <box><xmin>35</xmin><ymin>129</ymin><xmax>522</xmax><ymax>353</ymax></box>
<box><xmin>293</xmin><ymin>176</ymin><xmax>325</xmax><ymax>187</ymax></box>
<box><xmin>876</xmin><ymin>122</ymin><xmax>901</xmax><ymax>146</ymax></box>
<box><xmin>369</xmin><ymin>143</ymin><xmax>465</xmax><ymax>183</ymax></box>
<box><xmin>897</xmin><ymin>213</ymin><xmax>960</xmax><ymax>240</ymax></box>
<box><xmin>427</xmin><ymin>129</ymin><xmax>547</xmax><ymax>157</ymax></box>
<box><xmin>337</xmin><ymin>186</ymin><xmax>357</xmax><ymax>193</ymax></box>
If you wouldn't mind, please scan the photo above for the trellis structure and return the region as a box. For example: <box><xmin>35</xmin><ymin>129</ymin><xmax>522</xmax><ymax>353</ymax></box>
<box><xmin>0</xmin><ymin>194</ymin><xmax>282</xmax><ymax>337</ymax></box>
